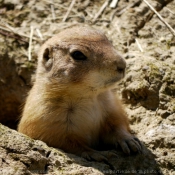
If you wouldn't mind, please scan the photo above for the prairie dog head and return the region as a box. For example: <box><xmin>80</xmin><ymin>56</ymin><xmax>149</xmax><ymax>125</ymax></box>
<box><xmin>37</xmin><ymin>26</ymin><xmax>126</xmax><ymax>95</ymax></box>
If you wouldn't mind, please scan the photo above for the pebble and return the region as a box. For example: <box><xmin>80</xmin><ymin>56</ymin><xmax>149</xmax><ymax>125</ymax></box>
<box><xmin>142</xmin><ymin>66</ymin><xmax>149</xmax><ymax>71</ymax></box>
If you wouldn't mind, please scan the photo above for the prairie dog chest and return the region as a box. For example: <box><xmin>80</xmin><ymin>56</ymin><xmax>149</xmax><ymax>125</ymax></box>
<box><xmin>57</xmin><ymin>97</ymin><xmax>104</xmax><ymax>143</ymax></box>
<box><xmin>66</xmin><ymin>98</ymin><xmax>103</xmax><ymax>129</ymax></box>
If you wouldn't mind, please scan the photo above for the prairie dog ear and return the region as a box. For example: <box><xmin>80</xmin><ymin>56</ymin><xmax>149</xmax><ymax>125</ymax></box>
<box><xmin>43</xmin><ymin>47</ymin><xmax>50</xmax><ymax>62</ymax></box>
<box><xmin>42</xmin><ymin>47</ymin><xmax>53</xmax><ymax>70</ymax></box>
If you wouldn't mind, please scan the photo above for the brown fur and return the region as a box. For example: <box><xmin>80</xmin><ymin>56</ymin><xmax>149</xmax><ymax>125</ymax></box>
<box><xmin>18</xmin><ymin>26</ymin><xmax>142</xmax><ymax>160</ymax></box>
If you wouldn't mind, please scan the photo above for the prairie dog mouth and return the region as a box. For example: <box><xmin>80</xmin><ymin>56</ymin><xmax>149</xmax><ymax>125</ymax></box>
<box><xmin>105</xmin><ymin>76</ymin><xmax>123</xmax><ymax>86</ymax></box>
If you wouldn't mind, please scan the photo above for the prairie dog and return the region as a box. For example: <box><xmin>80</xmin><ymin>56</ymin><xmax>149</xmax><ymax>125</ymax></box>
<box><xmin>18</xmin><ymin>26</ymin><xmax>142</xmax><ymax>160</ymax></box>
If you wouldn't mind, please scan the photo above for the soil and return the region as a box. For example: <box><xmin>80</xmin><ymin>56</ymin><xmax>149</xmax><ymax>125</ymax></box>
<box><xmin>0</xmin><ymin>0</ymin><xmax>175</xmax><ymax>174</ymax></box>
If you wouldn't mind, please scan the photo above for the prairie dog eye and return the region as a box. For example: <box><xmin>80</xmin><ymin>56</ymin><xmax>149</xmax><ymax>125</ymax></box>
<box><xmin>71</xmin><ymin>51</ymin><xmax>87</xmax><ymax>61</ymax></box>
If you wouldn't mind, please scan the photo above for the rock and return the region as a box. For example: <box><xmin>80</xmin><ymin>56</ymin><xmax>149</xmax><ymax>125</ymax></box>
<box><xmin>121</xmin><ymin>54</ymin><xmax>175</xmax><ymax>112</ymax></box>
<box><xmin>0</xmin><ymin>123</ymin><xmax>162</xmax><ymax>175</ymax></box>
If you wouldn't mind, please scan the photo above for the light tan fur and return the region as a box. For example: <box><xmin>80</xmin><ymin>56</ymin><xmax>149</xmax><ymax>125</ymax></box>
<box><xmin>18</xmin><ymin>26</ymin><xmax>142</xmax><ymax>160</ymax></box>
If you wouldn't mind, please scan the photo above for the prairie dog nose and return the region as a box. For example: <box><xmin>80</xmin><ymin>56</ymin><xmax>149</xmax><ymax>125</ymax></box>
<box><xmin>116</xmin><ymin>56</ymin><xmax>126</xmax><ymax>73</ymax></box>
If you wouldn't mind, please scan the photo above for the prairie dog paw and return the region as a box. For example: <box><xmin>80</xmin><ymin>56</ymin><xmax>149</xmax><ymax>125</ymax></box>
<box><xmin>116</xmin><ymin>134</ymin><xmax>142</xmax><ymax>155</ymax></box>
<box><xmin>81</xmin><ymin>151</ymin><xmax>108</xmax><ymax>162</ymax></box>
<box><xmin>81</xmin><ymin>150</ymin><xmax>116</xmax><ymax>169</ymax></box>
<box><xmin>100</xmin><ymin>150</ymin><xmax>118</xmax><ymax>159</ymax></box>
